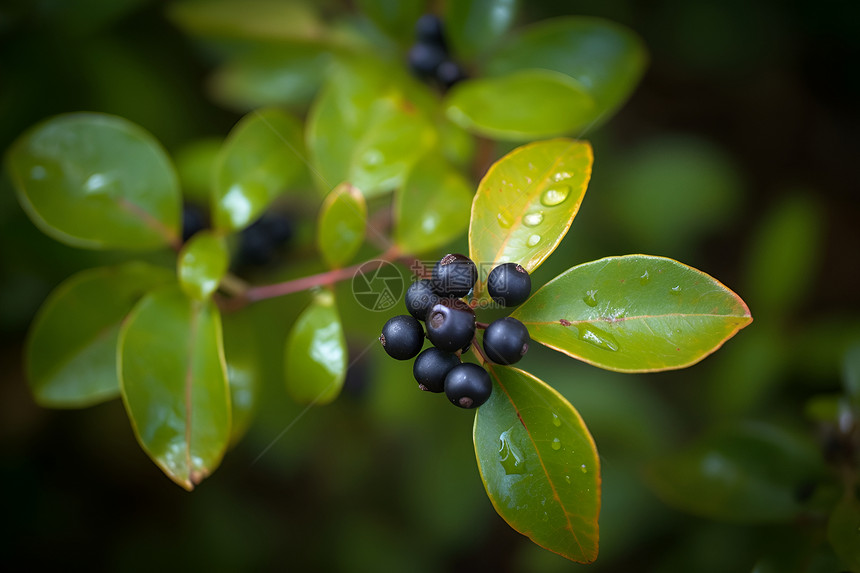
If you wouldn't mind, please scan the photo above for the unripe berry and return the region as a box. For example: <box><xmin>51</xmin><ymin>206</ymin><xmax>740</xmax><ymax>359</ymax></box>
<box><xmin>444</xmin><ymin>363</ymin><xmax>492</xmax><ymax>408</ymax></box>
<box><xmin>379</xmin><ymin>315</ymin><xmax>424</xmax><ymax>360</ymax></box>
<box><xmin>487</xmin><ymin>263</ymin><xmax>531</xmax><ymax>307</ymax></box>
<box><xmin>425</xmin><ymin>298</ymin><xmax>475</xmax><ymax>352</ymax></box>
<box><xmin>433</xmin><ymin>253</ymin><xmax>477</xmax><ymax>298</ymax></box>
<box><xmin>482</xmin><ymin>317</ymin><xmax>530</xmax><ymax>365</ymax></box>
<box><xmin>405</xmin><ymin>279</ymin><xmax>439</xmax><ymax>321</ymax></box>
<box><xmin>413</xmin><ymin>347</ymin><xmax>460</xmax><ymax>393</ymax></box>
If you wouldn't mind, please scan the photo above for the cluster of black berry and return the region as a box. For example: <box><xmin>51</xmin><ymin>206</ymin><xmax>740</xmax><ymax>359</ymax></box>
<box><xmin>379</xmin><ymin>254</ymin><xmax>533</xmax><ymax>409</ymax></box>
<box><xmin>407</xmin><ymin>14</ymin><xmax>466</xmax><ymax>90</ymax></box>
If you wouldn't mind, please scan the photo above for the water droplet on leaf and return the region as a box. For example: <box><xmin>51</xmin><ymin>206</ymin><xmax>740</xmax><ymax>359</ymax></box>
<box><xmin>523</xmin><ymin>212</ymin><xmax>544</xmax><ymax>227</ymax></box>
<box><xmin>551</xmin><ymin>438</ymin><xmax>561</xmax><ymax>451</ymax></box>
<box><xmin>552</xmin><ymin>413</ymin><xmax>561</xmax><ymax>427</ymax></box>
<box><xmin>580</xmin><ymin>464</ymin><xmax>588</xmax><ymax>474</ymax></box>
<box><xmin>578</xmin><ymin>324</ymin><xmax>619</xmax><ymax>352</ymax></box>
<box><xmin>552</xmin><ymin>171</ymin><xmax>573</xmax><ymax>182</ymax></box>
<box><xmin>361</xmin><ymin>148</ymin><xmax>384</xmax><ymax>167</ymax></box>
<box><xmin>640</xmin><ymin>271</ymin><xmax>650</xmax><ymax>285</ymax></box>
<box><xmin>498</xmin><ymin>427</ymin><xmax>526</xmax><ymax>475</ymax></box>
<box><xmin>497</xmin><ymin>212</ymin><xmax>513</xmax><ymax>228</ymax></box>
<box><xmin>526</xmin><ymin>234</ymin><xmax>541</xmax><ymax>247</ymax></box>
<box><xmin>564</xmin><ymin>475</ymin><xmax>571</xmax><ymax>484</ymax></box>
<box><xmin>540</xmin><ymin>186</ymin><xmax>570</xmax><ymax>206</ymax></box>
<box><xmin>583</xmin><ymin>290</ymin><xmax>598</xmax><ymax>307</ymax></box>
<box><xmin>670</xmin><ymin>285</ymin><xmax>682</xmax><ymax>296</ymax></box>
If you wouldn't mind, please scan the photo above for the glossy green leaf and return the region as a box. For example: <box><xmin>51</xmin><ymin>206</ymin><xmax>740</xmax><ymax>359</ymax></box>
<box><xmin>356</xmin><ymin>0</ymin><xmax>424</xmax><ymax>46</ymax></box>
<box><xmin>212</xmin><ymin>107</ymin><xmax>305</xmax><ymax>232</ymax></box>
<box><xmin>26</xmin><ymin>262</ymin><xmax>173</xmax><ymax>408</ymax></box>
<box><xmin>6</xmin><ymin>112</ymin><xmax>181</xmax><ymax>249</ymax></box>
<box><xmin>468</xmin><ymin>138</ymin><xmax>592</xmax><ymax>293</ymax></box>
<box><xmin>646</xmin><ymin>422</ymin><xmax>824</xmax><ymax>523</ymax></box>
<box><xmin>317</xmin><ymin>183</ymin><xmax>367</xmax><ymax>269</ymax></box>
<box><xmin>473</xmin><ymin>364</ymin><xmax>600</xmax><ymax>563</ymax></box>
<box><xmin>175</xmin><ymin>137</ymin><xmax>222</xmax><ymax>204</ymax></box>
<box><xmin>445</xmin><ymin>70</ymin><xmax>596</xmax><ymax>140</ymax></box>
<box><xmin>394</xmin><ymin>154</ymin><xmax>473</xmax><ymax>254</ymax></box>
<box><xmin>446</xmin><ymin>0</ymin><xmax>518</xmax><ymax>60</ymax></box>
<box><xmin>284</xmin><ymin>290</ymin><xmax>347</xmax><ymax>405</ymax></box>
<box><xmin>306</xmin><ymin>59</ymin><xmax>437</xmax><ymax>197</ymax></box>
<box><xmin>513</xmin><ymin>255</ymin><xmax>752</xmax><ymax>372</ymax></box>
<box><xmin>119</xmin><ymin>285</ymin><xmax>231</xmax><ymax>490</ymax></box>
<box><xmin>210</xmin><ymin>46</ymin><xmax>331</xmax><ymax>112</ymax></box>
<box><xmin>177</xmin><ymin>231</ymin><xmax>229</xmax><ymax>300</ymax></box>
<box><xmin>168</xmin><ymin>0</ymin><xmax>324</xmax><ymax>42</ymax></box>
<box><xmin>485</xmin><ymin>17</ymin><xmax>647</xmax><ymax>129</ymax></box>
<box><xmin>827</xmin><ymin>492</ymin><xmax>860</xmax><ymax>570</ymax></box>
<box><xmin>221</xmin><ymin>311</ymin><xmax>261</xmax><ymax>446</ymax></box>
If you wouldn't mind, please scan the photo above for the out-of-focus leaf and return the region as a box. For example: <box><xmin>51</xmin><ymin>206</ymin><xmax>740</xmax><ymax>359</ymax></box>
<box><xmin>210</xmin><ymin>46</ymin><xmax>332</xmax><ymax>112</ymax></box>
<box><xmin>317</xmin><ymin>183</ymin><xmax>367</xmax><ymax>269</ymax></box>
<box><xmin>221</xmin><ymin>311</ymin><xmax>261</xmax><ymax>446</ymax></box>
<box><xmin>26</xmin><ymin>262</ymin><xmax>173</xmax><ymax>408</ymax></box>
<box><xmin>645</xmin><ymin>422</ymin><xmax>823</xmax><ymax>523</ymax></box>
<box><xmin>6</xmin><ymin>113</ymin><xmax>180</xmax><ymax>249</ymax></box>
<box><xmin>167</xmin><ymin>0</ymin><xmax>324</xmax><ymax>43</ymax></box>
<box><xmin>512</xmin><ymin>255</ymin><xmax>752</xmax><ymax>372</ymax></box>
<box><xmin>844</xmin><ymin>342</ymin><xmax>860</xmax><ymax>408</ymax></box>
<box><xmin>394</xmin><ymin>154</ymin><xmax>472</xmax><ymax>254</ymax></box>
<box><xmin>446</xmin><ymin>0</ymin><xmax>518</xmax><ymax>60</ymax></box>
<box><xmin>474</xmin><ymin>365</ymin><xmax>600</xmax><ymax>563</ymax></box>
<box><xmin>177</xmin><ymin>231</ymin><xmax>229</xmax><ymax>300</ymax></box>
<box><xmin>745</xmin><ymin>194</ymin><xmax>823</xmax><ymax>320</ymax></box>
<box><xmin>485</xmin><ymin>17</ymin><xmax>647</xmax><ymax>129</ymax></box>
<box><xmin>356</xmin><ymin>0</ymin><xmax>424</xmax><ymax>47</ymax></box>
<box><xmin>306</xmin><ymin>59</ymin><xmax>437</xmax><ymax>198</ymax></box>
<box><xmin>119</xmin><ymin>285</ymin><xmax>231</xmax><ymax>491</ymax></box>
<box><xmin>445</xmin><ymin>70</ymin><xmax>596</xmax><ymax>140</ymax></box>
<box><xmin>175</xmin><ymin>137</ymin><xmax>222</xmax><ymax>204</ymax></box>
<box><xmin>212</xmin><ymin>108</ymin><xmax>305</xmax><ymax>232</ymax></box>
<box><xmin>284</xmin><ymin>290</ymin><xmax>347</xmax><ymax>405</ymax></box>
<box><xmin>468</xmin><ymin>138</ymin><xmax>592</xmax><ymax>294</ymax></box>
<box><xmin>827</xmin><ymin>493</ymin><xmax>860</xmax><ymax>570</ymax></box>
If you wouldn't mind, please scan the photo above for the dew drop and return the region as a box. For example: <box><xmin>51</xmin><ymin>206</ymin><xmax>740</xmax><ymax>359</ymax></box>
<box><xmin>639</xmin><ymin>270</ymin><xmax>650</xmax><ymax>285</ymax></box>
<box><xmin>540</xmin><ymin>186</ymin><xmax>570</xmax><ymax>206</ymax></box>
<box><xmin>552</xmin><ymin>413</ymin><xmax>561</xmax><ymax>427</ymax></box>
<box><xmin>526</xmin><ymin>234</ymin><xmax>541</xmax><ymax>247</ymax></box>
<box><xmin>498</xmin><ymin>427</ymin><xmax>526</xmax><ymax>475</ymax></box>
<box><xmin>497</xmin><ymin>212</ymin><xmax>513</xmax><ymax>228</ymax></box>
<box><xmin>670</xmin><ymin>285</ymin><xmax>682</xmax><ymax>296</ymax></box>
<box><xmin>553</xmin><ymin>171</ymin><xmax>573</xmax><ymax>182</ymax></box>
<box><xmin>580</xmin><ymin>464</ymin><xmax>588</xmax><ymax>474</ymax></box>
<box><xmin>583</xmin><ymin>289</ymin><xmax>598</xmax><ymax>307</ymax></box>
<box><xmin>361</xmin><ymin>148</ymin><xmax>384</xmax><ymax>167</ymax></box>
<box><xmin>578</xmin><ymin>324</ymin><xmax>620</xmax><ymax>352</ymax></box>
<box><xmin>523</xmin><ymin>211</ymin><xmax>544</xmax><ymax>227</ymax></box>
<box><xmin>564</xmin><ymin>475</ymin><xmax>571</xmax><ymax>484</ymax></box>
<box><xmin>551</xmin><ymin>438</ymin><xmax>561</xmax><ymax>451</ymax></box>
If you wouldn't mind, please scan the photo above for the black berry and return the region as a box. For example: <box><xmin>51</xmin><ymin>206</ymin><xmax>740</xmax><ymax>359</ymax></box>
<box><xmin>425</xmin><ymin>298</ymin><xmax>476</xmax><ymax>352</ymax></box>
<box><xmin>433</xmin><ymin>253</ymin><xmax>477</xmax><ymax>298</ymax></box>
<box><xmin>413</xmin><ymin>347</ymin><xmax>460</xmax><ymax>393</ymax></box>
<box><xmin>415</xmin><ymin>14</ymin><xmax>446</xmax><ymax>47</ymax></box>
<box><xmin>487</xmin><ymin>263</ymin><xmax>532</xmax><ymax>307</ymax></box>
<box><xmin>405</xmin><ymin>279</ymin><xmax>439</xmax><ymax>321</ymax></box>
<box><xmin>408</xmin><ymin>43</ymin><xmax>447</xmax><ymax>78</ymax></box>
<box><xmin>181</xmin><ymin>203</ymin><xmax>208</xmax><ymax>243</ymax></box>
<box><xmin>444</xmin><ymin>363</ymin><xmax>492</xmax><ymax>408</ymax></box>
<box><xmin>237</xmin><ymin>212</ymin><xmax>294</xmax><ymax>267</ymax></box>
<box><xmin>482</xmin><ymin>317</ymin><xmax>530</xmax><ymax>365</ymax></box>
<box><xmin>436</xmin><ymin>60</ymin><xmax>467</xmax><ymax>90</ymax></box>
<box><xmin>379</xmin><ymin>315</ymin><xmax>424</xmax><ymax>360</ymax></box>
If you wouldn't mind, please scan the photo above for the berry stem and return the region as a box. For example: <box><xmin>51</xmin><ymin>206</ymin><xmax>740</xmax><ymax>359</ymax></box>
<box><xmin>244</xmin><ymin>245</ymin><xmax>401</xmax><ymax>303</ymax></box>
<box><xmin>471</xmin><ymin>335</ymin><xmax>488</xmax><ymax>366</ymax></box>
<box><xmin>476</xmin><ymin>321</ymin><xmax>489</xmax><ymax>329</ymax></box>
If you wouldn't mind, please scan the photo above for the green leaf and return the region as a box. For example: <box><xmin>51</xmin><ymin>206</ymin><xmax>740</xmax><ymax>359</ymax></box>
<box><xmin>844</xmin><ymin>342</ymin><xmax>860</xmax><ymax>408</ymax></box>
<box><xmin>6</xmin><ymin>112</ymin><xmax>181</xmax><ymax>249</ymax></box>
<box><xmin>209</xmin><ymin>46</ymin><xmax>331</xmax><ymax>112</ymax></box>
<box><xmin>827</xmin><ymin>492</ymin><xmax>860</xmax><ymax>571</ymax></box>
<box><xmin>512</xmin><ymin>255</ymin><xmax>753</xmax><ymax>372</ymax></box>
<box><xmin>167</xmin><ymin>0</ymin><xmax>324</xmax><ymax>43</ymax></box>
<box><xmin>306</xmin><ymin>59</ymin><xmax>437</xmax><ymax>198</ymax></box>
<box><xmin>445</xmin><ymin>69</ymin><xmax>596</xmax><ymax>140</ymax></box>
<box><xmin>445</xmin><ymin>0</ymin><xmax>518</xmax><ymax>60</ymax></box>
<box><xmin>177</xmin><ymin>231</ymin><xmax>229</xmax><ymax>300</ymax></box>
<box><xmin>221</xmin><ymin>311</ymin><xmax>261</xmax><ymax>446</ymax></box>
<box><xmin>485</xmin><ymin>17</ymin><xmax>647</xmax><ymax>129</ymax></box>
<box><xmin>356</xmin><ymin>0</ymin><xmax>424</xmax><ymax>47</ymax></box>
<box><xmin>26</xmin><ymin>262</ymin><xmax>174</xmax><ymax>408</ymax></box>
<box><xmin>473</xmin><ymin>364</ymin><xmax>600</xmax><ymax>563</ymax></box>
<box><xmin>645</xmin><ymin>422</ymin><xmax>824</xmax><ymax>523</ymax></box>
<box><xmin>119</xmin><ymin>285</ymin><xmax>231</xmax><ymax>490</ymax></box>
<box><xmin>394</xmin><ymin>154</ymin><xmax>473</xmax><ymax>254</ymax></box>
<box><xmin>284</xmin><ymin>290</ymin><xmax>347</xmax><ymax>405</ymax></box>
<box><xmin>175</xmin><ymin>137</ymin><xmax>222</xmax><ymax>204</ymax></box>
<box><xmin>212</xmin><ymin>107</ymin><xmax>305</xmax><ymax>233</ymax></box>
<box><xmin>468</xmin><ymin>138</ymin><xmax>593</xmax><ymax>293</ymax></box>
<box><xmin>317</xmin><ymin>183</ymin><xmax>367</xmax><ymax>269</ymax></box>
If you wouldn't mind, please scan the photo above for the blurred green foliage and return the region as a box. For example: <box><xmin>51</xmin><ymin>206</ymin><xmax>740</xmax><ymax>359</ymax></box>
<box><xmin>1</xmin><ymin>0</ymin><xmax>859</xmax><ymax>571</ymax></box>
